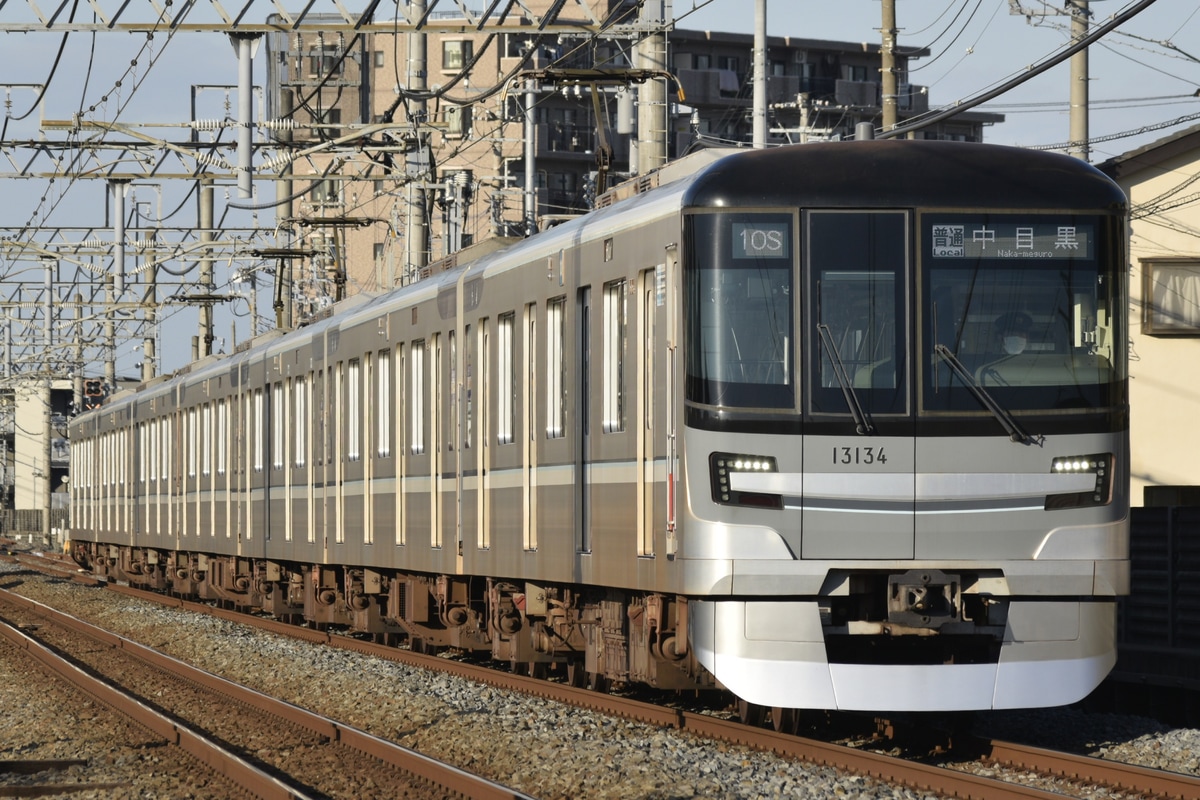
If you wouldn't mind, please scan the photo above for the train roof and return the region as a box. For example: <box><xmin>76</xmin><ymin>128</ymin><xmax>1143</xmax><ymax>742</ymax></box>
<box><xmin>682</xmin><ymin>140</ymin><xmax>1128</xmax><ymax>211</ymax></box>
<box><xmin>77</xmin><ymin>141</ymin><xmax>1126</xmax><ymax>425</ymax></box>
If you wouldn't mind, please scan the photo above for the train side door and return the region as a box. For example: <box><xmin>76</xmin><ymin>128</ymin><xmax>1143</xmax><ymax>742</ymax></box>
<box><xmin>637</xmin><ymin>265</ymin><xmax>670</xmax><ymax>557</ymax></box>
<box><xmin>801</xmin><ymin>211</ymin><xmax>915</xmax><ymax>560</ymax></box>
<box><xmin>576</xmin><ymin>286</ymin><xmax>592</xmax><ymax>554</ymax></box>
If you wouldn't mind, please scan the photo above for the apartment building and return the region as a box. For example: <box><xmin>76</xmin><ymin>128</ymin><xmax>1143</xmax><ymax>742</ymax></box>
<box><xmin>262</xmin><ymin>6</ymin><xmax>1002</xmax><ymax>307</ymax></box>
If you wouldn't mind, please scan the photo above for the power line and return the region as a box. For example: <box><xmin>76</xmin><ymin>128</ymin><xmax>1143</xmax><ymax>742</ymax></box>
<box><xmin>881</xmin><ymin>0</ymin><xmax>1163</xmax><ymax>139</ymax></box>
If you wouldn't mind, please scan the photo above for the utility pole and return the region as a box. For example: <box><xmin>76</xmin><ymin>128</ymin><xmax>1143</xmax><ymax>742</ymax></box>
<box><xmin>752</xmin><ymin>0</ymin><xmax>767</xmax><ymax>148</ymax></box>
<box><xmin>881</xmin><ymin>0</ymin><xmax>899</xmax><ymax>132</ymax></box>
<box><xmin>231</xmin><ymin>33</ymin><xmax>262</xmax><ymax>198</ymax></box>
<box><xmin>1008</xmin><ymin>1</ymin><xmax>1093</xmax><ymax>160</ymax></box>
<box><xmin>104</xmin><ymin>276</ymin><xmax>116</xmax><ymax>392</ymax></box>
<box><xmin>405</xmin><ymin>1</ymin><xmax>430</xmax><ymax>275</ymax></box>
<box><xmin>635</xmin><ymin>0</ymin><xmax>669</xmax><ymax>174</ymax></box>
<box><xmin>41</xmin><ymin>257</ymin><xmax>53</xmax><ymax>546</ymax></box>
<box><xmin>1069</xmin><ymin>0</ymin><xmax>1090</xmax><ymax>160</ymax></box>
<box><xmin>110</xmin><ymin>180</ymin><xmax>128</xmax><ymax>295</ymax></box>
<box><xmin>524</xmin><ymin>76</ymin><xmax>537</xmax><ymax>235</ymax></box>
<box><xmin>142</xmin><ymin>233</ymin><xmax>157</xmax><ymax>382</ymax></box>
<box><xmin>276</xmin><ymin>89</ymin><xmax>295</xmax><ymax>329</ymax></box>
<box><xmin>199</xmin><ymin>177</ymin><xmax>215</xmax><ymax>357</ymax></box>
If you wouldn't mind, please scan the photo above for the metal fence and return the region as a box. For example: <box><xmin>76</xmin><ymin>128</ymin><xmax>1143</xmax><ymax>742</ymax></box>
<box><xmin>1</xmin><ymin>508</ymin><xmax>70</xmax><ymax>550</ymax></box>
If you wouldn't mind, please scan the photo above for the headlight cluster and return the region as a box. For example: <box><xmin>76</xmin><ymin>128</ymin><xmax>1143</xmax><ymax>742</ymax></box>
<box><xmin>1053</xmin><ymin>456</ymin><xmax>1105</xmax><ymax>473</ymax></box>
<box><xmin>710</xmin><ymin>452</ymin><xmax>781</xmax><ymax>508</ymax></box>
<box><xmin>1046</xmin><ymin>452</ymin><xmax>1113</xmax><ymax>509</ymax></box>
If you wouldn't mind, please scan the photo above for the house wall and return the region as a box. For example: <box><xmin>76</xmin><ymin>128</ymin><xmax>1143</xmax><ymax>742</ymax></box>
<box><xmin>1114</xmin><ymin>145</ymin><xmax>1200</xmax><ymax>506</ymax></box>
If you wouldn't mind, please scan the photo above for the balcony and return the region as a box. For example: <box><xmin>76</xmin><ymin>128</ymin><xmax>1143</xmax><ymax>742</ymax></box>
<box><xmin>676</xmin><ymin>71</ymin><xmax>839</xmax><ymax>107</ymax></box>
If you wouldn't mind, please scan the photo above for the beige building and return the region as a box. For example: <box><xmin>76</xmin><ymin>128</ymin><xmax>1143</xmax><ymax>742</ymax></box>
<box><xmin>262</xmin><ymin>7</ymin><xmax>1001</xmax><ymax>308</ymax></box>
<box><xmin>1099</xmin><ymin>125</ymin><xmax>1200</xmax><ymax>507</ymax></box>
<box><xmin>1</xmin><ymin>378</ymin><xmax>73</xmax><ymax>542</ymax></box>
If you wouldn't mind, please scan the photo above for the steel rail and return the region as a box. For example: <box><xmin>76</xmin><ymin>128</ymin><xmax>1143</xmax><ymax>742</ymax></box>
<box><xmin>96</xmin><ymin>583</ymin><xmax>1097</xmax><ymax>799</ymax></box>
<box><xmin>0</xmin><ymin>596</ymin><xmax>306</xmax><ymax>800</ymax></box>
<box><xmin>982</xmin><ymin>738</ymin><xmax>1200</xmax><ymax>800</ymax></box>
<box><xmin>0</xmin><ymin>587</ymin><xmax>536</xmax><ymax>800</ymax></box>
<box><xmin>16</xmin><ymin>561</ymin><xmax>1200</xmax><ymax>800</ymax></box>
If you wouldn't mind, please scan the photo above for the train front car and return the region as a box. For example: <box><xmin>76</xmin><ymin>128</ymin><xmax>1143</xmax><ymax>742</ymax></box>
<box><xmin>679</xmin><ymin>141</ymin><xmax>1129</xmax><ymax>712</ymax></box>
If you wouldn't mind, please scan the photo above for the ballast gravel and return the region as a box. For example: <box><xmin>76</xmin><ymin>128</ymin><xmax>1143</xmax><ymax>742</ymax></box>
<box><xmin>2</xmin><ymin>559</ymin><xmax>1198</xmax><ymax>800</ymax></box>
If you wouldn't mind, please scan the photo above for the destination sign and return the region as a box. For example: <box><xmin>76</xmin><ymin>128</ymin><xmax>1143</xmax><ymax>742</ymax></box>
<box><xmin>929</xmin><ymin>222</ymin><xmax>1093</xmax><ymax>259</ymax></box>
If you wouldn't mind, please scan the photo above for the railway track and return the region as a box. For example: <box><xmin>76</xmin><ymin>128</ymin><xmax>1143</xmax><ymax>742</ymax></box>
<box><xmin>0</xmin><ymin>587</ymin><xmax>534</xmax><ymax>800</ymax></box>
<box><xmin>6</xmin><ymin>553</ymin><xmax>1200</xmax><ymax>800</ymax></box>
<box><xmin>100</xmin><ymin>579</ymin><xmax>1200</xmax><ymax>799</ymax></box>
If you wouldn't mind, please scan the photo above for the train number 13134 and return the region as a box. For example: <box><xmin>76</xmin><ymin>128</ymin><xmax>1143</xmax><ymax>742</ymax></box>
<box><xmin>833</xmin><ymin>446</ymin><xmax>887</xmax><ymax>465</ymax></box>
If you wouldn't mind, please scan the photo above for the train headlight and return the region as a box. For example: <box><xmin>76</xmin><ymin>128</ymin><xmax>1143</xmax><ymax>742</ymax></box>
<box><xmin>1046</xmin><ymin>453</ymin><xmax>1113</xmax><ymax>509</ymax></box>
<box><xmin>710</xmin><ymin>452</ymin><xmax>781</xmax><ymax>508</ymax></box>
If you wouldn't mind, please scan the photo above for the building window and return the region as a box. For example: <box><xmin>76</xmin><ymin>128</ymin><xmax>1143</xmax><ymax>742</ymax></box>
<box><xmin>373</xmin><ymin>50</ymin><xmax>384</xmax><ymax>68</ymax></box>
<box><xmin>443</xmin><ymin>40</ymin><xmax>473</xmax><ymax>71</ymax></box>
<box><xmin>311</xmin><ymin>178</ymin><xmax>340</xmax><ymax>206</ymax></box>
<box><xmin>445</xmin><ymin>104</ymin><xmax>471</xmax><ymax>138</ymax></box>
<box><xmin>1143</xmin><ymin>259</ymin><xmax>1200</xmax><ymax>335</ymax></box>
<box><xmin>695</xmin><ymin>53</ymin><xmax>711</xmax><ymax>70</ymax></box>
<box><xmin>309</xmin><ymin>44</ymin><xmax>343</xmax><ymax>77</ymax></box>
<box><xmin>718</xmin><ymin>55</ymin><xmax>739</xmax><ymax>73</ymax></box>
<box><xmin>316</xmin><ymin>107</ymin><xmax>341</xmax><ymax>140</ymax></box>
<box><xmin>846</xmin><ymin>64</ymin><xmax>869</xmax><ymax>82</ymax></box>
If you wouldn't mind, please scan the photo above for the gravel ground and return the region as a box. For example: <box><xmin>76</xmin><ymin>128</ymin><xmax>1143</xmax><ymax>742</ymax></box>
<box><xmin>3</xmin><ymin>559</ymin><xmax>1198</xmax><ymax>799</ymax></box>
<box><xmin>0</xmin><ymin>622</ymin><xmax>244</xmax><ymax>799</ymax></box>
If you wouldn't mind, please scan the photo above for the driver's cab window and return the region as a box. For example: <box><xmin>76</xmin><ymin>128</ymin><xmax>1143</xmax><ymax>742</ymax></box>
<box><xmin>807</xmin><ymin>211</ymin><xmax>908</xmax><ymax>416</ymax></box>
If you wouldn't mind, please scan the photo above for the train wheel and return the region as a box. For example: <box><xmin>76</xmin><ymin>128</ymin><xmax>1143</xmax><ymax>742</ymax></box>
<box><xmin>737</xmin><ymin>699</ymin><xmax>766</xmax><ymax>727</ymax></box>
<box><xmin>586</xmin><ymin>672</ymin><xmax>608</xmax><ymax>693</ymax></box>
<box><xmin>566</xmin><ymin>662</ymin><xmax>587</xmax><ymax>688</ymax></box>
<box><xmin>771</xmin><ymin>706</ymin><xmax>798</xmax><ymax>735</ymax></box>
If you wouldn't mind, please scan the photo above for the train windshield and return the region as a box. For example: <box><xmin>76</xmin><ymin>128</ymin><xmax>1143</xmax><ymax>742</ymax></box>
<box><xmin>808</xmin><ymin>211</ymin><xmax>908</xmax><ymax>418</ymax></box>
<box><xmin>922</xmin><ymin>213</ymin><xmax>1124</xmax><ymax>412</ymax></box>
<box><xmin>684</xmin><ymin>211</ymin><xmax>795</xmax><ymax>409</ymax></box>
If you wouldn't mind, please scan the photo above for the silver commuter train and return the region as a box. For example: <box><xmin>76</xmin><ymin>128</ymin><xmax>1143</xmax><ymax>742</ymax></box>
<box><xmin>69</xmin><ymin>140</ymin><xmax>1130</xmax><ymax>712</ymax></box>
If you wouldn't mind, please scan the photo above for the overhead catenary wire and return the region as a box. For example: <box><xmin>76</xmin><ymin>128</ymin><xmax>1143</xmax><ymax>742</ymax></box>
<box><xmin>880</xmin><ymin>0</ymin><xmax>1164</xmax><ymax>139</ymax></box>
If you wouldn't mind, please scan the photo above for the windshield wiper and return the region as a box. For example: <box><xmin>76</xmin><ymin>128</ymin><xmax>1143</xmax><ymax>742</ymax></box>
<box><xmin>934</xmin><ymin>344</ymin><xmax>1041</xmax><ymax>445</ymax></box>
<box><xmin>816</xmin><ymin>323</ymin><xmax>875</xmax><ymax>435</ymax></box>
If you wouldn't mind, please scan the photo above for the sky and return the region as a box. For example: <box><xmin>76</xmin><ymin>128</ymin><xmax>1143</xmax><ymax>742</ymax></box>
<box><xmin>1</xmin><ymin>0</ymin><xmax>1197</xmax><ymax>377</ymax></box>
<box><xmin>678</xmin><ymin>0</ymin><xmax>1200</xmax><ymax>160</ymax></box>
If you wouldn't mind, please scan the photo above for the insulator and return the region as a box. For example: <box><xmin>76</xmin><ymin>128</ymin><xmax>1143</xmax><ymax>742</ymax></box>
<box><xmin>79</xmin><ymin>239</ymin><xmax>108</xmax><ymax>249</ymax></box>
<box><xmin>260</xmin><ymin>118</ymin><xmax>299</xmax><ymax>132</ymax></box>
<box><xmin>260</xmin><ymin>153</ymin><xmax>296</xmax><ymax>172</ymax></box>
<box><xmin>193</xmin><ymin>152</ymin><xmax>229</xmax><ymax>169</ymax></box>
<box><xmin>189</xmin><ymin>119</ymin><xmax>229</xmax><ymax>131</ymax></box>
